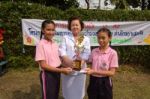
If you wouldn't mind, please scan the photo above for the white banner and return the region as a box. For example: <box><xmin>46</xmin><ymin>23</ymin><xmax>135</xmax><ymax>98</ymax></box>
<box><xmin>22</xmin><ymin>19</ymin><xmax>150</xmax><ymax>46</ymax></box>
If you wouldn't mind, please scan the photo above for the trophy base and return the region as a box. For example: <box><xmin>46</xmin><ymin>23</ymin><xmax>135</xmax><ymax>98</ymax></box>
<box><xmin>73</xmin><ymin>60</ymin><xmax>81</xmax><ymax>71</ymax></box>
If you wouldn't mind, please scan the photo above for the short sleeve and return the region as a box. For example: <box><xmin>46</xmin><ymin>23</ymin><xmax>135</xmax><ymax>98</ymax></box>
<box><xmin>59</xmin><ymin>36</ymin><xmax>67</xmax><ymax>56</ymax></box>
<box><xmin>88</xmin><ymin>54</ymin><xmax>93</xmax><ymax>63</ymax></box>
<box><xmin>81</xmin><ymin>37</ymin><xmax>91</xmax><ymax>60</ymax></box>
<box><xmin>35</xmin><ymin>43</ymin><xmax>45</xmax><ymax>61</ymax></box>
<box><xmin>109</xmin><ymin>51</ymin><xmax>118</xmax><ymax>68</ymax></box>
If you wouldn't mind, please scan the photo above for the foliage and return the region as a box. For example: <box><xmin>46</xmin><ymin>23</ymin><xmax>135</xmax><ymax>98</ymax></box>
<box><xmin>113</xmin><ymin>46</ymin><xmax>150</xmax><ymax>68</ymax></box>
<box><xmin>0</xmin><ymin>2</ymin><xmax>150</xmax><ymax>68</ymax></box>
<box><xmin>8</xmin><ymin>55</ymin><xmax>37</xmax><ymax>69</ymax></box>
<box><xmin>0</xmin><ymin>0</ymin><xmax>79</xmax><ymax>10</ymax></box>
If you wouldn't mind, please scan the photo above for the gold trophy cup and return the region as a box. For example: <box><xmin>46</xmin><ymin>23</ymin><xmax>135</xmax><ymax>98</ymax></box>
<box><xmin>73</xmin><ymin>32</ymin><xmax>84</xmax><ymax>71</ymax></box>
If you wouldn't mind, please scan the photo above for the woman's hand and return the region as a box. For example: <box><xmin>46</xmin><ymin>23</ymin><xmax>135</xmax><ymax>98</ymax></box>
<box><xmin>61</xmin><ymin>56</ymin><xmax>74</xmax><ymax>68</ymax></box>
<box><xmin>85</xmin><ymin>68</ymin><xmax>95</xmax><ymax>75</ymax></box>
<box><xmin>61</xmin><ymin>67</ymin><xmax>73</xmax><ymax>75</ymax></box>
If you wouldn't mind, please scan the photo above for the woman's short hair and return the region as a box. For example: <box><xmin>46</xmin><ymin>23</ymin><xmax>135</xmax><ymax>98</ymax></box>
<box><xmin>68</xmin><ymin>16</ymin><xmax>84</xmax><ymax>31</ymax></box>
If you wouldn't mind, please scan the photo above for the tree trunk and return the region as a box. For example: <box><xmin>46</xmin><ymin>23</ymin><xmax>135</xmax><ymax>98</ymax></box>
<box><xmin>147</xmin><ymin>0</ymin><xmax>150</xmax><ymax>9</ymax></box>
<box><xmin>85</xmin><ymin>0</ymin><xmax>90</xmax><ymax>9</ymax></box>
<box><xmin>98</xmin><ymin>0</ymin><xmax>101</xmax><ymax>9</ymax></box>
<box><xmin>141</xmin><ymin>0</ymin><xmax>146</xmax><ymax>10</ymax></box>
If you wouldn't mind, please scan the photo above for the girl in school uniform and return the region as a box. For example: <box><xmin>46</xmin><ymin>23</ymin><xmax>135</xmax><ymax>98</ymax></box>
<box><xmin>86</xmin><ymin>27</ymin><xmax>119</xmax><ymax>99</ymax></box>
<box><xmin>35</xmin><ymin>20</ymin><xmax>72</xmax><ymax>99</ymax></box>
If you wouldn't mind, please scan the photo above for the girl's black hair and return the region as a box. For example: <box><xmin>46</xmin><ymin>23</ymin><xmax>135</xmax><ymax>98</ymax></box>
<box><xmin>40</xmin><ymin>20</ymin><xmax>55</xmax><ymax>39</ymax></box>
<box><xmin>96</xmin><ymin>27</ymin><xmax>112</xmax><ymax>37</ymax></box>
<box><xmin>96</xmin><ymin>27</ymin><xmax>112</xmax><ymax>45</ymax></box>
<box><xmin>68</xmin><ymin>16</ymin><xmax>84</xmax><ymax>31</ymax></box>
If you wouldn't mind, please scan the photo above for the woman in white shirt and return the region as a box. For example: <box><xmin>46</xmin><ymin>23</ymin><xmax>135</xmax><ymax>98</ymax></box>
<box><xmin>59</xmin><ymin>16</ymin><xmax>91</xmax><ymax>99</ymax></box>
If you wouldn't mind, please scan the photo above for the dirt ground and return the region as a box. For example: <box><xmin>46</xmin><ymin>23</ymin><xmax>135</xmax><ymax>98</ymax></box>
<box><xmin>0</xmin><ymin>66</ymin><xmax>150</xmax><ymax>99</ymax></box>
<box><xmin>0</xmin><ymin>69</ymin><xmax>41</xmax><ymax>99</ymax></box>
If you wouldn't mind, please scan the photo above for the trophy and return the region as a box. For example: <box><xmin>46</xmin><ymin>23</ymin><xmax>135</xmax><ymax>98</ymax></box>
<box><xmin>73</xmin><ymin>32</ymin><xmax>85</xmax><ymax>71</ymax></box>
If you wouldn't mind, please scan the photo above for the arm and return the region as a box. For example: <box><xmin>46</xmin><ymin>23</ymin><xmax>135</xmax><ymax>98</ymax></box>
<box><xmin>85</xmin><ymin>46</ymin><xmax>93</xmax><ymax>68</ymax></box>
<box><xmin>35</xmin><ymin>41</ymin><xmax>72</xmax><ymax>74</ymax></box>
<box><xmin>59</xmin><ymin>36</ymin><xmax>67</xmax><ymax>57</ymax></box>
<box><xmin>86</xmin><ymin>67</ymin><xmax>116</xmax><ymax>76</ymax></box>
<box><xmin>86</xmin><ymin>51</ymin><xmax>93</xmax><ymax>67</ymax></box>
<box><xmin>38</xmin><ymin>60</ymin><xmax>72</xmax><ymax>74</ymax></box>
<box><xmin>81</xmin><ymin>37</ymin><xmax>91</xmax><ymax>61</ymax></box>
<box><xmin>61</xmin><ymin>55</ymin><xmax>74</xmax><ymax>68</ymax></box>
<box><xmin>59</xmin><ymin>36</ymin><xmax>74</xmax><ymax>67</ymax></box>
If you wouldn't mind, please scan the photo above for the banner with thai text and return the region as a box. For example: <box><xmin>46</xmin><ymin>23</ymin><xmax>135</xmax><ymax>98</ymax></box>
<box><xmin>22</xmin><ymin>19</ymin><xmax>150</xmax><ymax>46</ymax></box>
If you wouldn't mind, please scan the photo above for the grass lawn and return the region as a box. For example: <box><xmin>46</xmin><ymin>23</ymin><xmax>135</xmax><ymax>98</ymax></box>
<box><xmin>0</xmin><ymin>65</ymin><xmax>150</xmax><ymax>99</ymax></box>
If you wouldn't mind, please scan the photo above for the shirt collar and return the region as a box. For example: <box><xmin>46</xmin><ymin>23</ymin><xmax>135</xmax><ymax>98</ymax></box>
<box><xmin>95</xmin><ymin>47</ymin><xmax>111</xmax><ymax>54</ymax></box>
<box><xmin>42</xmin><ymin>39</ymin><xmax>55</xmax><ymax>44</ymax></box>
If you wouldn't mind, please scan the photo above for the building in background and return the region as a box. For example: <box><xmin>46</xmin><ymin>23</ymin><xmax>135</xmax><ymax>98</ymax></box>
<box><xmin>77</xmin><ymin>0</ymin><xmax>115</xmax><ymax>10</ymax></box>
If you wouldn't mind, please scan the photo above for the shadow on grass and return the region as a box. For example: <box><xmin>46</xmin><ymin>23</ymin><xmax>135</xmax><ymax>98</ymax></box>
<box><xmin>12</xmin><ymin>84</ymin><xmax>64</xmax><ymax>99</ymax></box>
<box><xmin>12</xmin><ymin>84</ymin><xmax>41</xmax><ymax>99</ymax></box>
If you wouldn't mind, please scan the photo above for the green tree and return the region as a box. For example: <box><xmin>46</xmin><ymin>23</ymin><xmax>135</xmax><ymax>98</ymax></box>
<box><xmin>0</xmin><ymin>0</ymin><xmax>79</xmax><ymax>10</ymax></box>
